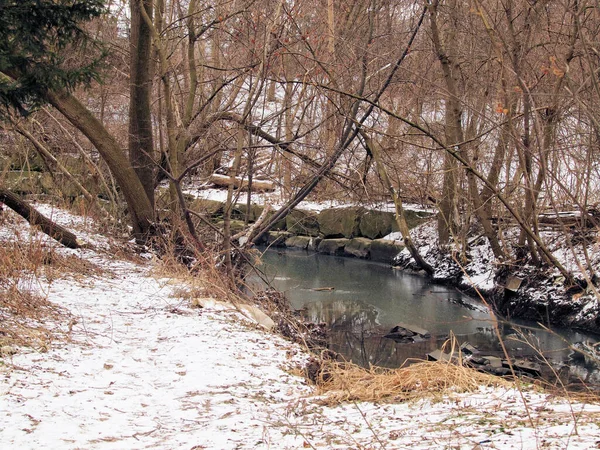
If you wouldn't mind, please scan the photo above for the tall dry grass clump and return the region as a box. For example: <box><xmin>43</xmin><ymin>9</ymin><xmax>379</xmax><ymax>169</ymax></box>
<box><xmin>0</xmin><ymin>211</ymin><xmax>104</xmax><ymax>352</ymax></box>
<box><xmin>150</xmin><ymin>227</ymin><xmax>246</xmax><ymax>307</ymax></box>
<box><xmin>313</xmin><ymin>359</ymin><xmax>510</xmax><ymax>405</ymax></box>
<box><xmin>0</xmin><ymin>238</ymin><xmax>69</xmax><ymax>351</ymax></box>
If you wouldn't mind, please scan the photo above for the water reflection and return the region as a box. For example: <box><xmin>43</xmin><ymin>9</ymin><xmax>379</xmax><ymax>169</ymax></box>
<box><xmin>249</xmin><ymin>248</ymin><xmax>599</xmax><ymax>384</ymax></box>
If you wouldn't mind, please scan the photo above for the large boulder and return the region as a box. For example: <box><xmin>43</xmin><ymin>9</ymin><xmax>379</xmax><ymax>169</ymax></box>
<box><xmin>318</xmin><ymin>206</ymin><xmax>365</xmax><ymax>238</ymax></box>
<box><xmin>404</xmin><ymin>209</ymin><xmax>434</xmax><ymax>229</ymax></box>
<box><xmin>232</xmin><ymin>203</ymin><xmax>264</xmax><ymax>222</ymax></box>
<box><xmin>5</xmin><ymin>170</ymin><xmax>44</xmax><ymax>195</ymax></box>
<box><xmin>265</xmin><ymin>211</ymin><xmax>287</xmax><ymax>230</ymax></box>
<box><xmin>317</xmin><ymin>238</ymin><xmax>349</xmax><ymax>255</ymax></box>
<box><xmin>359</xmin><ymin>210</ymin><xmax>398</xmax><ymax>239</ymax></box>
<box><xmin>370</xmin><ymin>239</ymin><xmax>404</xmax><ymax>263</ymax></box>
<box><xmin>344</xmin><ymin>238</ymin><xmax>372</xmax><ymax>259</ymax></box>
<box><xmin>215</xmin><ymin>219</ymin><xmax>246</xmax><ymax>235</ymax></box>
<box><xmin>286</xmin><ymin>209</ymin><xmax>320</xmax><ymax>236</ymax></box>
<box><xmin>188</xmin><ymin>198</ymin><xmax>224</xmax><ymax>218</ymax></box>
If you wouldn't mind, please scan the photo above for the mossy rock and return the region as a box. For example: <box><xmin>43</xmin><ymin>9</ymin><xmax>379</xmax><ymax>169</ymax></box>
<box><xmin>359</xmin><ymin>210</ymin><xmax>397</xmax><ymax>239</ymax></box>
<box><xmin>318</xmin><ymin>206</ymin><xmax>365</xmax><ymax>238</ymax></box>
<box><xmin>286</xmin><ymin>209</ymin><xmax>319</xmax><ymax>236</ymax></box>
<box><xmin>266</xmin><ymin>231</ymin><xmax>293</xmax><ymax>247</ymax></box>
<box><xmin>285</xmin><ymin>235</ymin><xmax>312</xmax><ymax>250</ymax></box>
<box><xmin>264</xmin><ymin>211</ymin><xmax>287</xmax><ymax>230</ymax></box>
<box><xmin>189</xmin><ymin>199</ymin><xmax>224</xmax><ymax>218</ymax></box>
<box><xmin>42</xmin><ymin>173</ymin><xmax>83</xmax><ymax>198</ymax></box>
<box><xmin>370</xmin><ymin>239</ymin><xmax>405</xmax><ymax>263</ymax></box>
<box><xmin>215</xmin><ymin>219</ymin><xmax>246</xmax><ymax>235</ymax></box>
<box><xmin>344</xmin><ymin>238</ymin><xmax>372</xmax><ymax>259</ymax></box>
<box><xmin>404</xmin><ymin>209</ymin><xmax>434</xmax><ymax>229</ymax></box>
<box><xmin>317</xmin><ymin>238</ymin><xmax>349</xmax><ymax>255</ymax></box>
<box><xmin>232</xmin><ymin>203</ymin><xmax>264</xmax><ymax>222</ymax></box>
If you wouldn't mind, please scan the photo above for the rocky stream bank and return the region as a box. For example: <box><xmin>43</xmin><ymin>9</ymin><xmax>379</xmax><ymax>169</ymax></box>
<box><xmin>194</xmin><ymin>197</ymin><xmax>600</xmax><ymax>338</ymax></box>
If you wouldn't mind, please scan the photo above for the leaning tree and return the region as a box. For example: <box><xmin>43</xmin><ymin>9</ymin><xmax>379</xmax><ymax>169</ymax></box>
<box><xmin>0</xmin><ymin>0</ymin><xmax>155</xmax><ymax>238</ymax></box>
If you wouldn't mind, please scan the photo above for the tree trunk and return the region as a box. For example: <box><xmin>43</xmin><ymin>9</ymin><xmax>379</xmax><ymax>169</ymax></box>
<box><xmin>429</xmin><ymin>0</ymin><xmax>460</xmax><ymax>245</ymax></box>
<box><xmin>0</xmin><ymin>188</ymin><xmax>80</xmax><ymax>249</ymax></box>
<box><xmin>46</xmin><ymin>90</ymin><xmax>155</xmax><ymax>237</ymax></box>
<box><xmin>129</xmin><ymin>0</ymin><xmax>155</xmax><ymax>207</ymax></box>
<box><xmin>363</xmin><ymin>133</ymin><xmax>434</xmax><ymax>275</ymax></box>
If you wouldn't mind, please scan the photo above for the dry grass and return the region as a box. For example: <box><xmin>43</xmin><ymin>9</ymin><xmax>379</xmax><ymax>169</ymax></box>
<box><xmin>0</xmin><ymin>236</ymin><xmax>103</xmax><ymax>352</ymax></box>
<box><xmin>313</xmin><ymin>358</ymin><xmax>511</xmax><ymax>405</ymax></box>
<box><xmin>0</xmin><ymin>286</ymin><xmax>71</xmax><ymax>352</ymax></box>
<box><xmin>150</xmin><ymin>227</ymin><xmax>246</xmax><ymax>307</ymax></box>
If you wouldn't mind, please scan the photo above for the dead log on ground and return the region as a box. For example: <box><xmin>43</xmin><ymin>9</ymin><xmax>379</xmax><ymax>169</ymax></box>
<box><xmin>209</xmin><ymin>174</ymin><xmax>275</xmax><ymax>192</ymax></box>
<box><xmin>0</xmin><ymin>188</ymin><xmax>81</xmax><ymax>249</ymax></box>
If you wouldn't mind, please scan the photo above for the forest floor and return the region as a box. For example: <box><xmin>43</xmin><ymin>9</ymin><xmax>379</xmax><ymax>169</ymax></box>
<box><xmin>2</xmin><ymin>203</ymin><xmax>600</xmax><ymax>449</ymax></box>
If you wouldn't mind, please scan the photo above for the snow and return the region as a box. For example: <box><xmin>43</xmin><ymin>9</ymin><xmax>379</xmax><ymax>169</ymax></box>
<box><xmin>185</xmin><ymin>185</ymin><xmax>434</xmax><ymax>215</ymax></box>
<box><xmin>2</xmin><ymin>205</ymin><xmax>600</xmax><ymax>449</ymax></box>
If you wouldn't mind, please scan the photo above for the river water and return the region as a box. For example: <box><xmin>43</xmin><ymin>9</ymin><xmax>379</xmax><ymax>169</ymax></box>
<box><xmin>248</xmin><ymin>248</ymin><xmax>600</xmax><ymax>386</ymax></box>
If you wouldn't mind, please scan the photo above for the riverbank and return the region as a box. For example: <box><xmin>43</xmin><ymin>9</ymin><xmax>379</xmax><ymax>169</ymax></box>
<box><xmin>2</xmin><ymin>204</ymin><xmax>600</xmax><ymax>448</ymax></box>
<box><xmin>191</xmin><ymin>184</ymin><xmax>600</xmax><ymax>336</ymax></box>
<box><xmin>389</xmin><ymin>220</ymin><xmax>600</xmax><ymax>336</ymax></box>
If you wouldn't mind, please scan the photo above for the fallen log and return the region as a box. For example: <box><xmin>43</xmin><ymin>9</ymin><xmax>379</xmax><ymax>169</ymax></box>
<box><xmin>0</xmin><ymin>188</ymin><xmax>81</xmax><ymax>249</ymax></box>
<box><xmin>209</xmin><ymin>174</ymin><xmax>275</xmax><ymax>192</ymax></box>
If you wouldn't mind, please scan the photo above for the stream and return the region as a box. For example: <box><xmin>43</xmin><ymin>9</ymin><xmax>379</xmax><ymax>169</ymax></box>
<box><xmin>248</xmin><ymin>248</ymin><xmax>600</xmax><ymax>387</ymax></box>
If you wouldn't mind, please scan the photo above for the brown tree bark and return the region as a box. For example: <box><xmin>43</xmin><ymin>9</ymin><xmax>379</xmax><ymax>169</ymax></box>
<box><xmin>362</xmin><ymin>132</ymin><xmax>434</xmax><ymax>275</ymax></box>
<box><xmin>129</xmin><ymin>0</ymin><xmax>155</xmax><ymax>207</ymax></box>
<box><xmin>46</xmin><ymin>90</ymin><xmax>155</xmax><ymax>237</ymax></box>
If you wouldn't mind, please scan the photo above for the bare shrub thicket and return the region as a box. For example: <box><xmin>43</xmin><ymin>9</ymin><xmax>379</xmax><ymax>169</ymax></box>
<box><xmin>0</xmin><ymin>0</ymin><xmax>599</xmax><ymax>280</ymax></box>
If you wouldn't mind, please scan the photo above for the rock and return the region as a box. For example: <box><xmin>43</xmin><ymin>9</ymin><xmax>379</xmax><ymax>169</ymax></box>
<box><xmin>488</xmin><ymin>366</ymin><xmax>511</xmax><ymax>376</ymax></box>
<box><xmin>239</xmin><ymin>304</ymin><xmax>276</xmax><ymax>330</ymax></box>
<box><xmin>509</xmin><ymin>359</ymin><xmax>542</xmax><ymax>377</ymax></box>
<box><xmin>385</xmin><ymin>323</ymin><xmax>430</xmax><ymax>343</ymax></box>
<box><xmin>403</xmin><ymin>209</ymin><xmax>433</xmax><ymax>229</ymax></box>
<box><xmin>307</xmin><ymin>237</ymin><xmax>322</xmax><ymax>252</ymax></box>
<box><xmin>215</xmin><ymin>219</ymin><xmax>246</xmax><ymax>234</ymax></box>
<box><xmin>370</xmin><ymin>239</ymin><xmax>404</xmax><ymax>263</ymax></box>
<box><xmin>460</xmin><ymin>342</ymin><xmax>480</xmax><ymax>356</ymax></box>
<box><xmin>265</xmin><ymin>211</ymin><xmax>287</xmax><ymax>230</ymax></box>
<box><xmin>286</xmin><ymin>209</ymin><xmax>320</xmax><ymax>236</ymax></box>
<box><xmin>5</xmin><ymin>170</ymin><xmax>44</xmax><ymax>195</ymax></box>
<box><xmin>318</xmin><ymin>206</ymin><xmax>365</xmax><ymax>238</ymax></box>
<box><xmin>482</xmin><ymin>356</ymin><xmax>503</xmax><ymax>368</ymax></box>
<box><xmin>285</xmin><ymin>235</ymin><xmax>312</xmax><ymax>250</ymax></box>
<box><xmin>266</xmin><ymin>231</ymin><xmax>293</xmax><ymax>247</ymax></box>
<box><xmin>505</xmin><ymin>276</ymin><xmax>523</xmax><ymax>292</ymax></box>
<box><xmin>344</xmin><ymin>238</ymin><xmax>371</xmax><ymax>259</ymax></box>
<box><xmin>317</xmin><ymin>238</ymin><xmax>349</xmax><ymax>255</ymax></box>
<box><xmin>232</xmin><ymin>203</ymin><xmax>264</xmax><ymax>222</ymax></box>
<box><xmin>189</xmin><ymin>198</ymin><xmax>224</xmax><ymax>218</ymax></box>
<box><xmin>391</xmin><ymin>323</ymin><xmax>430</xmax><ymax>338</ymax></box>
<box><xmin>359</xmin><ymin>210</ymin><xmax>397</xmax><ymax>239</ymax></box>
<box><xmin>427</xmin><ymin>349</ymin><xmax>453</xmax><ymax>362</ymax></box>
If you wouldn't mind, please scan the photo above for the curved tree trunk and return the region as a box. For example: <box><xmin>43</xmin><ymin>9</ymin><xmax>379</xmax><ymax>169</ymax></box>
<box><xmin>46</xmin><ymin>90</ymin><xmax>155</xmax><ymax>238</ymax></box>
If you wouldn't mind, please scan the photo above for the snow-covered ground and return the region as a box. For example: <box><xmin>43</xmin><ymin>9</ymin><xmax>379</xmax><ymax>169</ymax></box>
<box><xmin>2</xmin><ymin>205</ymin><xmax>600</xmax><ymax>449</ymax></box>
<box><xmin>183</xmin><ymin>184</ymin><xmax>434</xmax><ymax>214</ymax></box>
